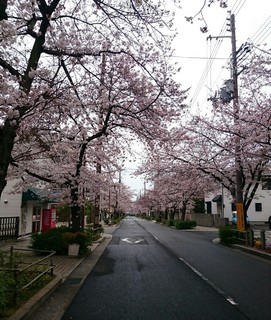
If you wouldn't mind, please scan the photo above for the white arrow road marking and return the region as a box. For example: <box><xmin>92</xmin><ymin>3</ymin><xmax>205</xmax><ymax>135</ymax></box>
<box><xmin>179</xmin><ymin>257</ymin><xmax>239</xmax><ymax>306</ymax></box>
<box><xmin>121</xmin><ymin>237</ymin><xmax>145</xmax><ymax>244</ymax></box>
<box><xmin>134</xmin><ymin>239</ymin><xmax>144</xmax><ymax>244</ymax></box>
<box><xmin>121</xmin><ymin>238</ymin><xmax>134</xmax><ymax>243</ymax></box>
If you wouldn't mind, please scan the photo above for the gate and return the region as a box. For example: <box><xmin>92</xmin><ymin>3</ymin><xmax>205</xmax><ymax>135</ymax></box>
<box><xmin>0</xmin><ymin>217</ymin><xmax>19</xmax><ymax>241</ymax></box>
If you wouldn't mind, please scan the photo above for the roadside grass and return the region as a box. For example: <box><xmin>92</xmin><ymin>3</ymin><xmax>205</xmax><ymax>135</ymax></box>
<box><xmin>0</xmin><ymin>269</ymin><xmax>55</xmax><ymax>319</ymax></box>
<box><xmin>0</xmin><ymin>249</ymin><xmax>55</xmax><ymax>319</ymax></box>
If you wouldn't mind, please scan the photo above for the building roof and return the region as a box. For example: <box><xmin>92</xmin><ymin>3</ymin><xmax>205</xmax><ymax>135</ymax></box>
<box><xmin>212</xmin><ymin>195</ymin><xmax>222</xmax><ymax>202</ymax></box>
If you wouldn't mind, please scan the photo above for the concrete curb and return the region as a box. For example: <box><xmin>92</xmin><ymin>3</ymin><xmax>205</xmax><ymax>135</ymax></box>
<box><xmin>213</xmin><ymin>238</ymin><xmax>271</xmax><ymax>261</ymax></box>
<box><xmin>231</xmin><ymin>243</ymin><xmax>271</xmax><ymax>260</ymax></box>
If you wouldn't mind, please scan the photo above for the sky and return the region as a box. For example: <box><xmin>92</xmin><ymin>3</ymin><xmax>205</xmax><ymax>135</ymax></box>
<box><xmin>122</xmin><ymin>0</ymin><xmax>271</xmax><ymax>198</ymax></box>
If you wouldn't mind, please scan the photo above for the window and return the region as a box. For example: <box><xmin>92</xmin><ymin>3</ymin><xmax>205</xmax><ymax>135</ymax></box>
<box><xmin>205</xmin><ymin>201</ymin><xmax>212</xmax><ymax>214</ymax></box>
<box><xmin>262</xmin><ymin>176</ymin><xmax>271</xmax><ymax>190</ymax></box>
<box><xmin>255</xmin><ymin>203</ymin><xmax>262</xmax><ymax>212</ymax></box>
<box><xmin>231</xmin><ymin>203</ymin><xmax>236</xmax><ymax>212</ymax></box>
<box><xmin>33</xmin><ymin>205</ymin><xmax>42</xmax><ymax>221</ymax></box>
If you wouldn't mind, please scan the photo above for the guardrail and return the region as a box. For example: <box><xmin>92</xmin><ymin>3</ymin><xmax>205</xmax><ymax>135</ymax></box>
<box><xmin>0</xmin><ymin>246</ymin><xmax>55</xmax><ymax>304</ymax></box>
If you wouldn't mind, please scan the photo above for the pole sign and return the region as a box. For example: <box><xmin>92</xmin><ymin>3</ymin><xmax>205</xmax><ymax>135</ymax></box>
<box><xmin>236</xmin><ymin>203</ymin><xmax>245</xmax><ymax>231</ymax></box>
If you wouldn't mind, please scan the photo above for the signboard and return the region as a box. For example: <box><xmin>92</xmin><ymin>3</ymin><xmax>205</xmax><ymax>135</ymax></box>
<box><xmin>42</xmin><ymin>209</ymin><xmax>52</xmax><ymax>232</ymax></box>
<box><xmin>236</xmin><ymin>203</ymin><xmax>245</xmax><ymax>232</ymax></box>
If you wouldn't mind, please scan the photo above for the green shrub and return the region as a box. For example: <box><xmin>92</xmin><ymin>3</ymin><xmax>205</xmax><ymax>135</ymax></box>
<box><xmin>0</xmin><ymin>271</ymin><xmax>11</xmax><ymax>313</ymax></box>
<box><xmin>31</xmin><ymin>226</ymin><xmax>92</xmax><ymax>255</ymax></box>
<box><xmin>62</xmin><ymin>231</ymin><xmax>92</xmax><ymax>255</ymax></box>
<box><xmin>112</xmin><ymin>217</ymin><xmax>122</xmax><ymax>225</ymax></box>
<box><xmin>175</xmin><ymin>220</ymin><xmax>197</xmax><ymax>229</ymax></box>
<box><xmin>166</xmin><ymin>219</ymin><xmax>175</xmax><ymax>227</ymax></box>
<box><xmin>0</xmin><ymin>250</ymin><xmax>24</xmax><ymax>314</ymax></box>
<box><xmin>219</xmin><ymin>226</ymin><xmax>237</xmax><ymax>244</ymax></box>
<box><xmin>31</xmin><ymin>226</ymin><xmax>70</xmax><ymax>255</ymax></box>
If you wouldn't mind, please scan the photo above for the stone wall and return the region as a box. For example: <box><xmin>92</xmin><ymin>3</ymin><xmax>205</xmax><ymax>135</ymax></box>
<box><xmin>191</xmin><ymin>213</ymin><xmax>229</xmax><ymax>228</ymax></box>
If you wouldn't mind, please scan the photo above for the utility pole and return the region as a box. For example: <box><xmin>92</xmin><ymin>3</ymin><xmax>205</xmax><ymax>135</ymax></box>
<box><xmin>208</xmin><ymin>12</ymin><xmax>246</xmax><ymax>231</ymax></box>
<box><xmin>230</xmin><ymin>14</ymin><xmax>246</xmax><ymax>231</ymax></box>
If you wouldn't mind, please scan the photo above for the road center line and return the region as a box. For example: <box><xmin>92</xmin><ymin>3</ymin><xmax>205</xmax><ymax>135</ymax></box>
<box><xmin>179</xmin><ymin>257</ymin><xmax>239</xmax><ymax>306</ymax></box>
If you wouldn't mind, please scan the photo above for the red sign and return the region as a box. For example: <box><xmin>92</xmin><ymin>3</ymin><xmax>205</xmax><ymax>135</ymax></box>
<box><xmin>42</xmin><ymin>209</ymin><xmax>52</xmax><ymax>232</ymax></box>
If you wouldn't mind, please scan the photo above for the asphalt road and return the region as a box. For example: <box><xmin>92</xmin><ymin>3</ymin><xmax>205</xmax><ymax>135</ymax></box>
<box><xmin>137</xmin><ymin>218</ymin><xmax>271</xmax><ymax>320</ymax></box>
<box><xmin>60</xmin><ymin>218</ymin><xmax>261</xmax><ymax>320</ymax></box>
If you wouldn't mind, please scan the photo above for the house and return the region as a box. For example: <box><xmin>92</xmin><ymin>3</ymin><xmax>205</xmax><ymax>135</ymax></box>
<box><xmin>205</xmin><ymin>176</ymin><xmax>271</xmax><ymax>224</ymax></box>
<box><xmin>0</xmin><ymin>179</ymin><xmax>58</xmax><ymax>239</ymax></box>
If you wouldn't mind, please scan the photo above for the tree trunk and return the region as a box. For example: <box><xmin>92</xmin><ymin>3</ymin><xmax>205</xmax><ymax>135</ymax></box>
<box><xmin>169</xmin><ymin>208</ymin><xmax>175</xmax><ymax>220</ymax></box>
<box><xmin>181</xmin><ymin>203</ymin><xmax>187</xmax><ymax>221</ymax></box>
<box><xmin>70</xmin><ymin>186</ymin><xmax>82</xmax><ymax>232</ymax></box>
<box><xmin>0</xmin><ymin>121</ymin><xmax>18</xmax><ymax>198</ymax></box>
<box><xmin>70</xmin><ymin>204</ymin><xmax>81</xmax><ymax>232</ymax></box>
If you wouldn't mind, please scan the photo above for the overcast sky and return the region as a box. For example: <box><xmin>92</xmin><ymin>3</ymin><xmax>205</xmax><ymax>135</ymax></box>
<box><xmin>122</xmin><ymin>0</ymin><xmax>271</xmax><ymax>197</ymax></box>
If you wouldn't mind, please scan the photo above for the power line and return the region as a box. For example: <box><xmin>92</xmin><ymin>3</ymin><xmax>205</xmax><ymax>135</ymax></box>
<box><xmin>231</xmin><ymin>0</ymin><xmax>247</xmax><ymax>16</ymax></box>
<box><xmin>171</xmin><ymin>55</ymin><xmax>228</xmax><ymax>60</ymax></box>
<box><xmin>250</xmin><ymin>16</ymin><xmax>271</xmax><ymax>44</ymax></box>
<box><xmin>188</xmin><ymin>0</ymin><xmax>270</xmax><ymax>109</ymax></box>
<box><xmin>190</xmin><ymin>16</ymin><xmax>229</xmax><ymax>107</ymax></box>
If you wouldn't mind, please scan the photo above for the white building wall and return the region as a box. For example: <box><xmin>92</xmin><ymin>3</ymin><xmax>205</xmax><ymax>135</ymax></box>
<box><xmin>0</xmin><ymin>180</ymin><xmax>22</xmax><ymax>218</ymax></box>
<box><xmin>206</xmin><ymin>184</ymin><xmax>271</xmax><ymax>224</ymax></box>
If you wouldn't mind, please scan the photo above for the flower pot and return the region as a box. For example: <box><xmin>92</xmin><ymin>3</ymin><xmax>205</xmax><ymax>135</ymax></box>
<box><xmin>68</xmin><ymin>243</ymin><xmax>80</xmax><ymax>256</ymax></box>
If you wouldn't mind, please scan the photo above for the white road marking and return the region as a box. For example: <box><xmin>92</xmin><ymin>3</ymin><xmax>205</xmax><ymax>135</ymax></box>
<box><xmin>121</xmin><ymin>238</ymin><xmax>144</xmax><ymax>244</ymax></box>
<box><xmin>179</xmin><ymin>257</ymin><xmax>239</xmax><ymax>306</ymax></box>
<box><xmin>134</xmin><ymin>239</ymin><xmax>144</xmax><ymax>244</ymax></box>
<box><xmin>121</xmin><ymin>238</ymin><xmax>134</xmax><ymax>244</ymax></box>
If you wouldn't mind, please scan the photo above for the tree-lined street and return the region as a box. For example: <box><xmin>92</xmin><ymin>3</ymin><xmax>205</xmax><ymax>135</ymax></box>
<box><xmin>59</xmin><ymin>218</ymin><xmax>271</xmax><ymax>320</ymax></box>
<box><xmin>1</xmin><ymin>2</ymin><xmax>271</xmax><ymax>318</ymax></box>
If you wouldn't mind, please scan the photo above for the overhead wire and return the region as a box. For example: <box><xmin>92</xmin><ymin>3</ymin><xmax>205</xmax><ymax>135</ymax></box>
<box><xmin>188</xmin><ymin>0</ymin><xmax>271</xmax><ymax>109</ymax></box>
<box><xmin>231</xmin><ymin>0</ymin><xmax>247</xmax><ymax>16</ymax></box>
<box><xmin>189</xmin><ymin>15</ymin><xmax>229</xmax><ymax>108</ymax></box>
<box><xmin>249</xmin><ymin>16</ymin><xmax>271</xmax><ymax>45</ymax></box>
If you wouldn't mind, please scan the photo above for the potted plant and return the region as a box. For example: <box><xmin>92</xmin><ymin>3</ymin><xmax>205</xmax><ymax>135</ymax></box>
<box><xmin>61</xmin><ymin>231</ymin><xmax>91</xmax><ymax>256</ymax></box>
<box><xmin>254</xmin><ymin>239</ymin><xmax>261</xmax><ymax>250</ymax></box>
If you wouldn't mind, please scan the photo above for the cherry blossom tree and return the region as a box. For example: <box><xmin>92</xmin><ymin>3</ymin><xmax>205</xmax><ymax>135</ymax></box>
<box><xmin>135</xmin><ymin>154</ymin><xmax>216</xmax><ymax>220</ymax></box>
<box><xmin>0</xmin><ymin>1</ymin><xmax>186</xmax><ymax>231</ymax></box>
<box><xmin>152</xmin><ymin>47</ymin><xmax>271</xmax><ymax>217</ymax></box>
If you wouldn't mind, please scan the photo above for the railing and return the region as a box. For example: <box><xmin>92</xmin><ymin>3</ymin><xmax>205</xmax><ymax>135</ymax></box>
<box><xmin>0</xmin><ymin>246</ymin><xmax>55</xmax><ymax>304</ymax></box>
<box><xmin>252</xmin><ymin>228</ymin><xmax>271</xmax><ymax>251</ymax></box>
<box><xmin>0</xmin><ymin>216</ymin><xmax>19</xmax><ymax>241</ymax></box>
<box><xmin>232</xmin><ymin>227</ymin><xmax>271</xmax><ymax>252</ymax></box>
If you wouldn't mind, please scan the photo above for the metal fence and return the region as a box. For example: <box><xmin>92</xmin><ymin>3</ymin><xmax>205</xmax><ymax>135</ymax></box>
<box><xmin>0</xmin><ymin>216</ymin><xmax>19</xmax><ymax>241</ymax></box>
<box><xmin>0</xmin><ymin>246</ymin><xmax>55</xmax><ymax>304</ymax></box>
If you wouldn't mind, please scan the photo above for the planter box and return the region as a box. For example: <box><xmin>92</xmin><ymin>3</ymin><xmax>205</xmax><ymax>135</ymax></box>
<box><xmin>68</xmin><ymin>243</ymin><xmax>80</xmax><ymax>256</ymax></box>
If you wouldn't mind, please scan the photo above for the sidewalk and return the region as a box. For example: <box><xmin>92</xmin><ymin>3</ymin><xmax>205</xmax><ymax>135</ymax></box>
<box><xmin>0</xmin><ymin>233</ymin><xmax>112</xmax><ymax>320</ymax></box>
<box><xmin>0</xmin><ymin>236</ymin><xmax>88</xmax><ymax>279</ymax></box>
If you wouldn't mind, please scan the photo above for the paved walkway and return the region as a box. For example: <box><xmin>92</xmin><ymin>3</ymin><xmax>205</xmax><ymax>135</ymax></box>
<box><xmin>0</xmin><ymin>235</ymin><xmax>103</xmax><ymax>279</ymax></box>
